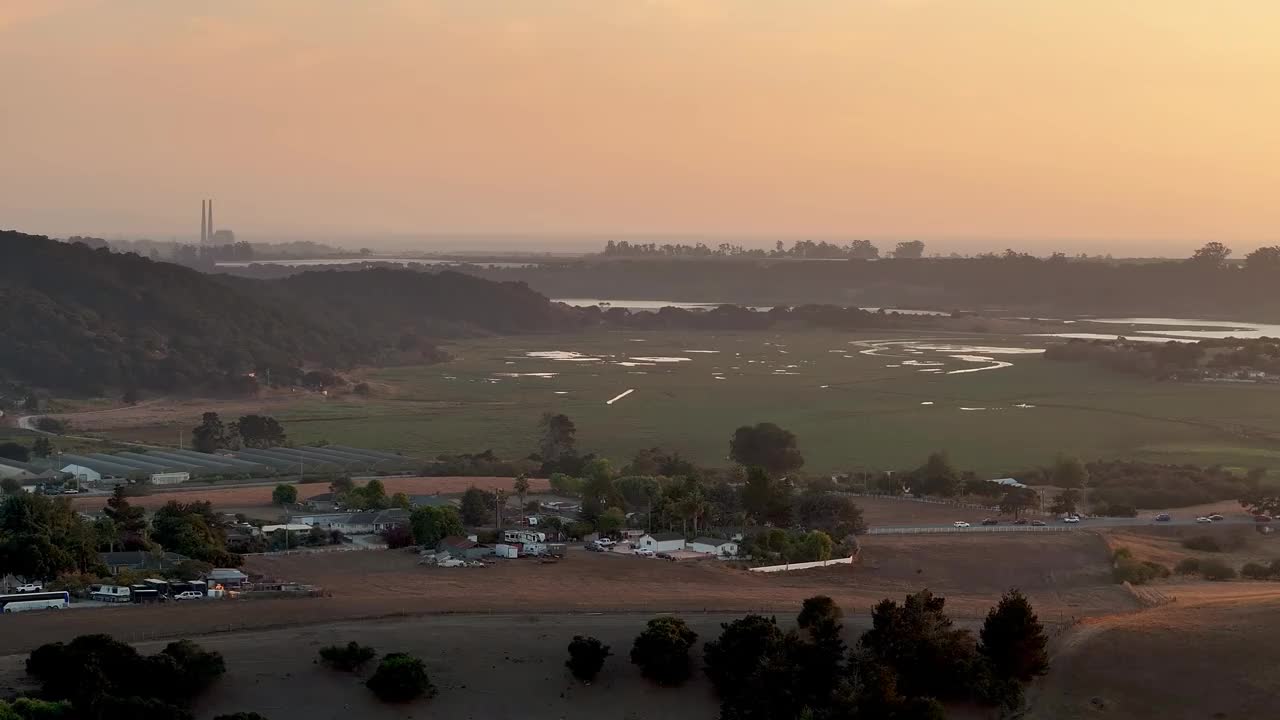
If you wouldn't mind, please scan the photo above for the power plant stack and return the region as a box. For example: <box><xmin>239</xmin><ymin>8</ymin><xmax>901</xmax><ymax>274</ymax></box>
<box><xmin>200</xmin><ymin>198</ymin><xmax>225</xmax><ymax>245</ymax></box>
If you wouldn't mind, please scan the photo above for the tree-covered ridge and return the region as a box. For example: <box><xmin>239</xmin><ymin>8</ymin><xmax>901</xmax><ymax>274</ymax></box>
<box><xmin>0</xmin><ymin>230</ymin><xmax>579</xmax><ymax>394</ymax></box>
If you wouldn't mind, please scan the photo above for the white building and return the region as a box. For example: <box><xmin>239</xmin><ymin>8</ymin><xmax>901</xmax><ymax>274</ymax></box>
<box><xmin>60</xmin><ymin>463</ymin><xmax>105</xmax><ymax>484</ymax></box>
<box><xmin>687</xmin><ymin>537</ymin><xmax>739</xmax><ymax>557</ymax></box>
<box><xmin>637</xmin><ymin>532</ymin><xmax>686</xmax><ymax>554</ymax></box>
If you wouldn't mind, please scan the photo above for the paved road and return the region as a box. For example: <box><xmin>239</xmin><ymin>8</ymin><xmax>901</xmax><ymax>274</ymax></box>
<box><xmin>869</xmin><ymin>515</ymin><xmax>1263</xmax><ymax>534</ymax></box>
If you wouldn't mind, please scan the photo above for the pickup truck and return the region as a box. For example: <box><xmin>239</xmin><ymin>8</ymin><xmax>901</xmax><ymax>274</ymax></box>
<box><xmin>15</xmin><ymin>583</ymin><xmax>43</xmax><ymax>593</ymax></box>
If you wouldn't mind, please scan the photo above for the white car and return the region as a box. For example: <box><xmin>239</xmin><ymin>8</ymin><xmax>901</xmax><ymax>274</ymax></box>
<box><xmin>15</xmin><ymin>583</ymin><xmax>43</xmax><ymax>593</ymax></box>
<box><xmin>1195</xmin><ymin>516</ymin><xmax>1213</xmax><ymax>524</ymax></box>
<box><xmin>1062</xmin><ymin>516</ymin><xmax>1081</xmax><ymax>524</ymax></box>
<box><xmin>953</xmin><ymin>521</ymin><xmax>971</xmax><ymax>529</ymax></box>
<box><xmin>595</xmin><ymin>538</ymin><xmax>616</xmax><ymax>547</ymax></box>
<box><xmin>633</xmin><ymin>548</ymin><xmax>655</xmax><ymax>557</ymax></box>
<box><xmin>173</xmin><ymin>590</ymin><xmax>204</xmax><ymax>601</ymax></box>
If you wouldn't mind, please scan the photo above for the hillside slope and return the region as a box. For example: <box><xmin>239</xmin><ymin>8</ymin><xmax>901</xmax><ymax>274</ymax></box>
<box><xmin>0</xmin><ymin>231</ymin><xmax>576</xmax><ymax>394</ymax></box>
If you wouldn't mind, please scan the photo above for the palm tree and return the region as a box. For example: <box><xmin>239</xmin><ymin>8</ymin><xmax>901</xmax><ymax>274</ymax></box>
<box><xmin>513</xmin><ymin>474</ymin><xmax>530</xmax><ymax>513</ymax></box>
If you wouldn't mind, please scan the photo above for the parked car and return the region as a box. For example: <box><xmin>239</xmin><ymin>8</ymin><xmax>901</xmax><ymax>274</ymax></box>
<box><xmin>953</xmin><ymin>521</ymin><xmax>971</xmax><ymax>529</ymax></box>
<box><xmin>1208</xmin><ymin>514</ymin><xmax>1225</xmax><ymax>522</ymax></box>
<box><xmin>1254</xmin><ymin>515</ymin><xmax>1273</xmax><ymax>523</ymax></box>
<box><xmin>1030</xmin><ymin>520</ymin><xmax>1046</xmax><ymax>526</ymax></box>
<box><xmin>584</xmin><ymin>542</ymin><xmax>604</xmax><ymax>552</ymax></box>
<box><xmin>981</xmin><ymin>518</ymin><xmax>998</xmax><ymax>526</ymax></box>
<box><xmin>173</xmin><ymin>591</ymin><xmax>204</xmax><ymax>601</ymax></box>
<box><xmin>1154</xmin><ymin>513</ymin><xmax>1172</xmax><ymax>522</ymax></box>
<box><xmin>1195</xmin><ymin>516</ymin><xmax>1212</xmax><ymax>524</ymax></box>
<box><xmin>1062</xmin><ymin>516</ymin><xmax>1081</xmax><ymax>524</ymax></box>
<box><xmin>633</xmin><ymin>548</ymin><xmax>655</xmax><ymax>557</ymax></box>
<box><xmin>1012</xmin><ymin>518</ymin><xmax>1029</xmax><ymax>526</ymax></box>
<box><xmin>15</xmin><ymin>583</ymin><xmax>43</xmax><ymax>593</ymax></box>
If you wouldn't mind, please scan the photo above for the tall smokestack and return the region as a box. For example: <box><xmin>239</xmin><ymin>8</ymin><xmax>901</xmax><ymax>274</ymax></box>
<box><xmin>208</xmin><ymin>199</ymin><xmax>214</xmax><ymax>243</ymax></box>
<box><xmin>201</xmin><ymin>200</ymin><xmax>207</xmax><ymax>244</ymax></box>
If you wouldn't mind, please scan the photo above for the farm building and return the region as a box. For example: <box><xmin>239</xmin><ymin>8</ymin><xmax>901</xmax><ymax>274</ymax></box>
<box><xmin>206</xmin><ymin>568</ymin><xmax>249</xmax><ymax>589</ymax></box>
<box><xmin>687</xmin><ymin>537</ymin><xmax>739</xmax><ymax>557</ymax></box>
<box><xmin>437</xmin><ymin>536</ymin><xmax>493</xmax><ymax>560</ymax></box>
<box><xmin>637</xmin><ymin>532</ymin><xmax>687</xmax><ymax>554</ymax></box>
<box><xmin>0</xmin><ymin>457</ymin><xmax>61</xmax><ymax>483</ymax></box>
<box><xmin>56</xmin><ymin>445</ymin><xmax>418</xmax><ymax>488</ymax></box>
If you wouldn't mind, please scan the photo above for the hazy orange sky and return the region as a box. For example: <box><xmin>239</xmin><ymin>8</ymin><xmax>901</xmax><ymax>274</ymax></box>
<box><xmin>2</xmin><ymin>1</ymin><xmax>1278</xmax><ymax>255</ymax></box>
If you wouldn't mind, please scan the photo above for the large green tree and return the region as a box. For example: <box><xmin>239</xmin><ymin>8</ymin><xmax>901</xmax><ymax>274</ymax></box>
<box><xmin>409</xmin><ymin>506</ymin><xmax>464</xmax><ymax>546</ymax></box>
<box><xmin>978</xmin><ymin>589</ymin><xmax>1049</xmax><ymax>683</ymax></box>
<box><xmin>191</xmin><ymin>412</ymin><xmax>229</xmax><ymax>453</ymax></box>
<box><xmin>459</xmin><ymin>487</ymin><xmax>494</xmax><ymax>526</ymax></box>
<box><xmin>630</xmin><ymin>617</ymin><xmax>699</xmax><ymax>686</ymax></box>
<box><xmin>912</xmin><ymin>452</ymin><xmax>960</xmax><ymax>497</ymax></box>
<box><xmin>729</xmin><ymin>423</ymin><xmax>804</xmax><ymax>477</ymax></box>
<box><xmin>150</xmin><ymin>501</ymin><xmax>237</xmax><ymax>565</ymax></box>
<box><xmin>230</xmin><ymin>415</ymin><xmax>286</xmax><ymax>449</ymax></box>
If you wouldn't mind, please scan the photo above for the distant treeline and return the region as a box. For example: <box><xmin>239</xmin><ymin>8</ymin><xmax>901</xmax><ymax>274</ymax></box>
<box><xmin>601</xmin><ymin>238</ymin><xmax>922</xmax><ymax>259</ymax></box>
<box><xmin>463</xmin><ymin>244</ymin><xmax>1280</xmax><ymax>318</ymax></box>
<box><xmin>1045</xmin><ymin>337</ymin><xmax>1280</xmax><ymax>380</ymax></box>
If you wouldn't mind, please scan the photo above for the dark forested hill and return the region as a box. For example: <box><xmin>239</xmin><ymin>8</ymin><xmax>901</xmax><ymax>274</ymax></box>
<box><xmin>0</xmin><ymin>231</ymin><xmax>579</xmax><ymax>394</ymax></box>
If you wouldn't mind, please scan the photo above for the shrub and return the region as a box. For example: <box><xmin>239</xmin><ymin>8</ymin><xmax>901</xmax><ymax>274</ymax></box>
<box><xmin>214</xmin><ymin>714</ymin><xmax>270</xmax><ymax>720</ymax></box>
<box><xmin>1240</xmin><ymin>562</ymin><xmax>1274</xmax><ymax>580</ymax></box>
<box><xmin>1199</xmin><ymin>559</ymin><xmax>1236</xmax><ymax>581</ymax></box>
<box><xmin>630</xmin><ymin>617</ymin><xmax>699</xmax><ymax>686</ymax></box>
<box><xmin>1181</xmin><ymin>535</ymin><xmax>1221</xmax><ymax>552</ymax></box>
<box><xmin>1112</xmin><ymin>557</ymin><xmax>1168</xmax><ymax>585</ymax></box>
<box><xmin>381</xmin><ymin>525</ymin><xmax>414</xmax><ymax>549</ymax></box>
<box><xmin>1270</xmin><ymin>558</ymin><xmax>1280</xmax><ymax>577</ymax></box>
<box><xmin>565</xmin><ymin>636</ymin><xmax>612</xmax><ymax>682</ymax></box>
<box><xmin>366</xmin><ymin>653</ymin><xmax>436</xmax><ymax>703</ymax></box>
<box><xmin>1174</xmin><ymin>557</ymin><xmax>1202</xmax><ymax>575</ymax></box>
<box><xmin>0</xmin><ymin>698</ymin><xmax>73</xmax><ymax>719</ymax></box>
<box><xmin>318</xmin><ymin>642</ymin><xmax>377</xmax><ymax>672</ymax></box>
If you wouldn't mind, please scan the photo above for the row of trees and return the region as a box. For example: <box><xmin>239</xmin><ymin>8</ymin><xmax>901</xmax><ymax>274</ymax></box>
<box><xmin>566</xmin><ymin>590</ymin><xmax>1048</xmax><ymax>718</ymax></box>
<box><xmin>0</xmin><ymin>485</ymin><xmax>242</xmax><ymax>583</ymax></box>
<box><xmin>1046</xmin><ymin>336</ymin><xmax>1280</xmax><ymax>380</ymax></box>
<box><xmin>191</xmin><ymin>412</ymin><xmax>287</xmax><ymax>453</ymax></box>
<box><xmin>600</xmin><ymin>239</ymin><xmax>926</xmax><ymax>260</ymax></box>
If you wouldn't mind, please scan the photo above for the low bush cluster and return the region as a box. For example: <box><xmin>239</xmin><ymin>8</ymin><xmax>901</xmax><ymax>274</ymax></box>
<box><xmin>1181</xmin><ymin>535</ymin><xmax>1222</xmax><ymax>552</ymax></box>
<box><xmin>26</xmin><ymin>634</ymin><xmax>225</xmax><ymax>718</ymax></box>
<box><xmin>318</xmin><ymin>642</ymin><xmax>377</xmax><ymax>672</ymax></box>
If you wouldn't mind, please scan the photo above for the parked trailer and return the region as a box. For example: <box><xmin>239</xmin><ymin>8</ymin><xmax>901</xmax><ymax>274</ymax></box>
<box><xmin>90</xmin><ymin>585</ymin><xmax>132</xmax><ymax>603</ymax></box>
<box><xmin>0</xmin><ymin>591</ymin><xmax>70</xmax><ymax>613</ymax></box>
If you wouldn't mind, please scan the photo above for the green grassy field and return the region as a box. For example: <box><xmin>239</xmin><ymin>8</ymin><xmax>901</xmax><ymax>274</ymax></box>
<box><xmin>265</xmin><ymin>329</ymin><xmax>1280</xmax><ymax>475</ymax></box>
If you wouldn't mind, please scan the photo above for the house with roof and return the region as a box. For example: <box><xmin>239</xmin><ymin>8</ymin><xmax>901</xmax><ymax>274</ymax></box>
<box><xmin>637</xmin><ymin>532</ymin><xmax>686</xmax><ymax>554</ymax></box>
<box><xmin>687</xmin><ymin>537</ymin><xmax>739</xmax><ymax>557</ymax></box>
<box><xmin>436</xmin><ymin>536</ymin><xmax>492</xmax><ymax>560</ymax></box>
<box><xmin>292</xmin><ymin>508</ymin><xmax>410</xmax><ymax>535</ymax></box>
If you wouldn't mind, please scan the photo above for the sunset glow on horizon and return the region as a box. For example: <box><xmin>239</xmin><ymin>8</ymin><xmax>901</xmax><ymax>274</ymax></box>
<box><xmin>2</xmin><ymin>1</ymin><xmax>1277</xmax><ymax>254</ymax></box>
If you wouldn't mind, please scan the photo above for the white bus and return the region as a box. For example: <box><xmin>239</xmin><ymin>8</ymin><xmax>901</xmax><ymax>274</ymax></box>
<box><xmin>0</xmin><ymin>591</ymin><xmax>70</xmax><ymax>613</ymax></box>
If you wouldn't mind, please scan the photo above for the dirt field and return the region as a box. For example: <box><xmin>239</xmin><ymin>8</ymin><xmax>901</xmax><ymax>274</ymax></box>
<box><xmin>0</xmin><ymin>614</ymin><xmax>763</xmax><ymax>720</ymax></box>
<box><xmin>1031</xmin><ymin>594</ymin><xmax>1280</xmax><ymax>719</ymax></box>
<box><xmin>69</xmin><ymin>476</ymin><xmax>549</xmax><ymax>513</ymax></box>
<box><xmin>0</xmin><ymin>531</ymin><xmax>1129</xmax><ymax>655</ymax></box>
<box><xmin>1102</xmin><ymin>523</ymin><xmax>1280</xmax><ymax>569</ymax></box>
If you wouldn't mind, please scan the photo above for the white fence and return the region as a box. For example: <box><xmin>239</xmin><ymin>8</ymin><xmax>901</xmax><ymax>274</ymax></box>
<box><xmin>749</xmin><ymin>556</ymin><xmax>856</xmax><ymax>573</ymax></box>
<box><xmin>868</xmin><ymin>525</ymin><xmax>1073</xmax><ymax>536</ymax></box>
